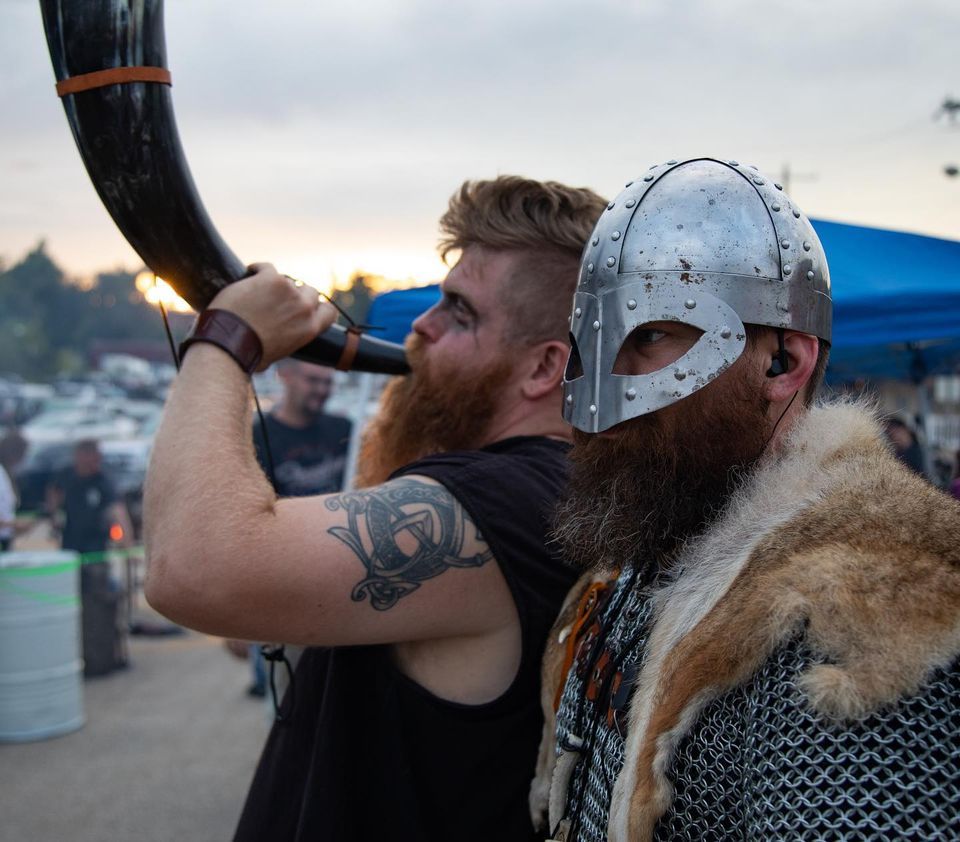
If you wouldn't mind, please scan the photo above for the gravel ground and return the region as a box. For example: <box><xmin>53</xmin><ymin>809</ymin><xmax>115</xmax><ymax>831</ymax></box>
<box><xmin>0</xmin><ymin>620</ymin><xmax>271</xmax><ymax>842</ymax></box>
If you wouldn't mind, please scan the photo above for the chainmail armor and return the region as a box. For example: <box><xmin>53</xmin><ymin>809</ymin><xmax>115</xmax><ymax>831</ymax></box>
<box><xmin>554</xmin><ymin>568</ymin><xmax>960</xmax><ymax>841</ymax></box>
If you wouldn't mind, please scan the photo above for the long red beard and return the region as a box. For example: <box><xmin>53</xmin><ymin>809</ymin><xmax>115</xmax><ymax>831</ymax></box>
<box><xmin>354</xmin><ymin>334</ymin><xmax>513</xmax><ymax>487</ymax></box>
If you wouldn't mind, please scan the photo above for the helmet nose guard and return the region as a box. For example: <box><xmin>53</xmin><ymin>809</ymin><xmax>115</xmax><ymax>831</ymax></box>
<box><xmin>563</xmin><ymin>158</ymin><xmax>832</xmax><ymax>433</ymax></box>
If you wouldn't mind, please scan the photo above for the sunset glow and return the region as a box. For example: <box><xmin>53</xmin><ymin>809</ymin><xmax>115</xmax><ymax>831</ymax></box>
<box><xmin>279</xmin><ymin>250</ymin><xmax>448</xmax><ymax>298</ymax></box>
<box><xmin>134</xmin><ymin>271</ymin><xmax>195</xmax><ymax>313</ymax></box>
<box><xmin>131</xmin><ymin>254</ymin><xmax>443</xmax><ymax>317</ymax></box>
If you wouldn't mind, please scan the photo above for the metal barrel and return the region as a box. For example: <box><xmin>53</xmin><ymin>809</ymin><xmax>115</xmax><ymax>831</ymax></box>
<box><xmin>0</xmin><ymin>551</ymin><xmax>85</xmax><ymax>743</ymax></box>
<box><xmin>39</xmin><ymin>0</ymin><xmax>409</xmax><ymax>375</ymax></box>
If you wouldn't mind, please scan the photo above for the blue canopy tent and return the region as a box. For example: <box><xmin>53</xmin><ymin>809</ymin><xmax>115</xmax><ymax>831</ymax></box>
<box><xmin>813</xmin><ymin>219</ymin><xmax>960</xmax><ymax>383</ymax></box>
<box><xmin>366</xmin><ymin>284</ymin><xmax>441</xmax><ymax>344</ymax></box>
<box><xmin>359</xmin><ymin>223</ymin><xmax>958</xmax><ymax>480</ymax></box>
<box><xmin>365</xmin><ymin>223</ymin><xmax>960</xmax><ymax>385</ymax></box>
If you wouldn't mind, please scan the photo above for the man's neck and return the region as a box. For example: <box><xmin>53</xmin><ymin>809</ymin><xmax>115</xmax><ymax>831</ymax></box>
<box><xmin>272</xmin><ymin>404</ymin><xmax>317</xmax><ymax>429</ymax></box>
<box><xmin>479</xmin><ymin>399</ymin><xmax>572</xmax><ymax>447</ymax></box>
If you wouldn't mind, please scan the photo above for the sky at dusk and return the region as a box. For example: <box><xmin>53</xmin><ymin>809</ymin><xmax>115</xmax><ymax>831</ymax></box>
<box><xmin>2</xmin><ymin>0</ymin><xmax>958</xmax><ymax>298</ymax></box>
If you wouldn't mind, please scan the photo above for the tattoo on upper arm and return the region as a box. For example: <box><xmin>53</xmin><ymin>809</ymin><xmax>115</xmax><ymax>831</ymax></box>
<box><xmin>324</xmin><ymin>478</ymin><xmax>494</xmax><ymax>611</ymax></box>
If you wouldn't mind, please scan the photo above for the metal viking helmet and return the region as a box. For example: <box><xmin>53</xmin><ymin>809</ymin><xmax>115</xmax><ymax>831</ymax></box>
<box><xmin>563</xmin><ymin>157</ymin><xmax>832</xmax><ymax>433</ymax></box>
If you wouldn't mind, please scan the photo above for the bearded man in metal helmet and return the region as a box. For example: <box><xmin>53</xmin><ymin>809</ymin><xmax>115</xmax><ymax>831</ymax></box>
<box><xmin>531</xmin><ymin>158</ymin><xmax>960</xmax><ymax>841</ymax></box>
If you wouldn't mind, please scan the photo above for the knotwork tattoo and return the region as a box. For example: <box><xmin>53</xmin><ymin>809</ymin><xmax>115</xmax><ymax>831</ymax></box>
<box><xmin>325</xmin><ymin>478</ymin><xmax>494</xmax><ymax>611</ymax></box>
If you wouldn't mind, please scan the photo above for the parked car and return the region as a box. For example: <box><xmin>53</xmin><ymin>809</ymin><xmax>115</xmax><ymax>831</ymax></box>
<box><xmin>0</xmin><ymin>381</ymin><xmax>54</xmax><ymax>427</ymax></box>
<box><xmin>21</xmin><ymin>406</ymin><xmax>140</xmax><ymax>446</ymax></box>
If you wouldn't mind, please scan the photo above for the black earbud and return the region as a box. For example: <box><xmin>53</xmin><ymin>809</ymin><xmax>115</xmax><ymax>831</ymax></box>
<box><xmin>765</xmin><ymin>329</ymin><xmax>789</xmax><ymax>377</ymax></box>
<box><xmin>766</xmin><ymin>357</ymin><xmax>787</xmax><ymax>377</ymax></box>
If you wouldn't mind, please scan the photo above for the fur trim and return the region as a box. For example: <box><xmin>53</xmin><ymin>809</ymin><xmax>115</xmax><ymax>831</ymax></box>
<box><xmin>540</xmin><ymin>400</ymin><xmax>960</xmax><ymax>842</ymax></box>
<box><xmin>610</xmin><ymin>400</ymin><xmax>960</xmax><ymax>840</ymax></box>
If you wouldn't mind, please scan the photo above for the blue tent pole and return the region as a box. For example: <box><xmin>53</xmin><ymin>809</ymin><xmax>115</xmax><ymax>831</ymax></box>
<box><xmin>907</xmin><ymin>344</ymin><xmax>938</xmax><ymax>482</ymax></box>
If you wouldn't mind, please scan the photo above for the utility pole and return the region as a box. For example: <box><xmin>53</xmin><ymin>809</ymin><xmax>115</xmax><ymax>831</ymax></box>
<box><xmin>779</xmin><ymin>162</ymin><xmax>818</xmax><ymax>196</ymax></box>
<box><xmin>933</xmin><ymin>96</ymin><xmax>959</xmax><ymax>179</ymax></box>
<box><xmin>933</xmin><ymin>96</ymin><xmax>960</xmax><ymax>124</ymax></box>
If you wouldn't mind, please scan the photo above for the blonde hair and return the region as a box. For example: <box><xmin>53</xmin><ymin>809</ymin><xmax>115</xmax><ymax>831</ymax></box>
<box><xmin>438</xmin><ymin>176</ymin><xmax>607</xmax><ymax>344</ymax></box>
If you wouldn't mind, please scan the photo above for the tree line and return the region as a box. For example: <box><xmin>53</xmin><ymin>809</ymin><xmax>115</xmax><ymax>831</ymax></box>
<box><xmin>0</xmin><ymin>242</ymin><xmax>375</xmax><ymax>381</ymax></box>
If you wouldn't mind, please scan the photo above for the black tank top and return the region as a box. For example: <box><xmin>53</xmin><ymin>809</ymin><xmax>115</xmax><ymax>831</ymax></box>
<box><xmin>234</xmin><ymin>436</ymin><xmax>576</xmax><ymax>842</ymax></box>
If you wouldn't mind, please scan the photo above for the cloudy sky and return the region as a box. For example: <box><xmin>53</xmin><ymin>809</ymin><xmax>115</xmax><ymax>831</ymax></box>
<box><xmin>2</xmin><ymin>0</ymin><xmax>958</xmax><ymax>295</ymax></box>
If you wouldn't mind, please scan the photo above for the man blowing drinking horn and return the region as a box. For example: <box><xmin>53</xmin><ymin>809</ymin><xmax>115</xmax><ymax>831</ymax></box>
<box><xmin>143</xmin><ymin>176</ymin><xmax>607</xmax><ymax>842</ymax></box>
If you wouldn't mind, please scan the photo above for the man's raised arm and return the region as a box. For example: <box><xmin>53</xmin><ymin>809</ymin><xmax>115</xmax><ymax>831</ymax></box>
<box><xmin>143</xmin><ymin>266</ymin><xmax>514</xmax><ymax>647</ymax></box>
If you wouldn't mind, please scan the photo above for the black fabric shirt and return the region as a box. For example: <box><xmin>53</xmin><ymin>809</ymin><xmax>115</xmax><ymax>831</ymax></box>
<box><xmin>234</xmin><ymin>436</ymin><xmax>576</xmax><ymax>842</ymax></box>
<box><xmin>55</xmin><ymin>470</ymin><xmax>116</xmax><ymax>555</ymax></box>
<box><xmin>253</xmin><ymin>413</ymin><xmax>352</xmax><ymax>497</ymax></box>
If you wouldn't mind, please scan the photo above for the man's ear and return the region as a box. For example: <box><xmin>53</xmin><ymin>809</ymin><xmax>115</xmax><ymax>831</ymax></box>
<box><xmin>761</xmin><ymin>330</ymin><xmax>819</xmax><ymax>402</ymax></box>
<box><xmin>520</xmin><ymin>340</ymin><xmax>570</xmax><ymax>401</ymax></box>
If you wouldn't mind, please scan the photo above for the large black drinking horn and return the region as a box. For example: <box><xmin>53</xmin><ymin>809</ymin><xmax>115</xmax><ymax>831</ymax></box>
<box><xmin>39</xmin><ymin>0</ymin><xmax>409</xmax><ymax>375</ymax></box>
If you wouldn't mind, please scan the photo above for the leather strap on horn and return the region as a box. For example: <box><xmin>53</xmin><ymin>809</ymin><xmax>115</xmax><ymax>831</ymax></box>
<box><xmin>56</xmin><ymin>66</ymin><xmax>172</xmax><ymax>97</ymax></box>
<box><xmin>336</xmin><ymin>326</ymin><xmax>363</xmax><ymax>372</ymax></box>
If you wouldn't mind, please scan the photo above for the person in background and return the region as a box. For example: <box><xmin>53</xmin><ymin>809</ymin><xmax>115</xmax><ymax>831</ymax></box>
<box><xmin>884</xmin><ymin>416</ymin><xmax>926</xmax><ymax>476</ymax></box>
<box><xmin>144</xmin><ymin>175</ymin><xmax>606</xmax><ymax>842</ymax></box>
<box><xmin>232</xmin><ymin>360</ymin><xmax>352</xmax><ymax>698</ymax></box>
<box><xmin>254</xmin><ymin>360</ymin><xmax>351</xmax><ymax>497</ymax></box>
<box><xmin>47</xmin><ymin>438</ymin><xmax>134</xmax><ymax>676</ymax></box>
<box><xmin>47</xmin><ymin>439</ymin><xmax>134</xmax><ymax>557</ymax></box>
<box><xmin>0</xmin><ymin>430</ymin><xmax>29</xmax><ymax>551</ymax></box>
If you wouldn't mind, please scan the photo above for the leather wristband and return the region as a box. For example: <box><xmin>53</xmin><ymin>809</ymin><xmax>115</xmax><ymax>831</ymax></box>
<box><xmin>178</xmin><ymin>308</ymin><xmax>264</xmax><ymax>374</ymax></box>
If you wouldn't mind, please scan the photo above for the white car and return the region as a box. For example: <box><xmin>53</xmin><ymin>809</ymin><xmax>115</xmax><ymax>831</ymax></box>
<box><xmin>22</xmin><ymin>407</ymin><xmax>140</xmax><ymax>446</ymax></box>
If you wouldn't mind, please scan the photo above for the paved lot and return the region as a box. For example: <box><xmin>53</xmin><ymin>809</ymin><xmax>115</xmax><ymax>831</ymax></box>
<box><xmin>0</xmin><ymin>617</ymin><xmax>270</xmax><ymax>842</ymax></box>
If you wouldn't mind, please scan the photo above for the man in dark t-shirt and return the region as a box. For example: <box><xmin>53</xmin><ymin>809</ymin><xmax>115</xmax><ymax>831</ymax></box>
<box><xmin>50</xmin><ymin>440</ymin><xmax>114</xmax><ymax>555</ymax></box>
<box><xmin>252</xmin><ymin>360</ymin><xmax>351</xmax><ymax>497</ymax></box>
<box><xmin>144</xmin><ymin>177</ymin><xmax>607</xmax><ymax>841</ymax></box>
<box><xmin>48</xmin><ymin>439</ymin><xmax>133</xmax><ymax>676</ymax></box>
<box><xmin>48</xmin><ymin>439</ymin><xmax>133</xmax><ymax>559</ymax></box>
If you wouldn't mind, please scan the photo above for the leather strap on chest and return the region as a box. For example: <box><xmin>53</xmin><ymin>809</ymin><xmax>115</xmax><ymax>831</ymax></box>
<box><xmin>554</xmin><ymin>580</ymin><xmax>612</xmax><ymax>712</ymax></box>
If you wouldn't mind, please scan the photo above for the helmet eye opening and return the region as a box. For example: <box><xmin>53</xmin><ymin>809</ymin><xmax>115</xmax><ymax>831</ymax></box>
<box><xmin>611</xmin><ymin>322</ymin><xmax>704</xmax><ymax>376</ymax></box>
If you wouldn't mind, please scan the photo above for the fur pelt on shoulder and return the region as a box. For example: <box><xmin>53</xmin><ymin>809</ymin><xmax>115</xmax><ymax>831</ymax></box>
<box><xmin>533</xmin><ymin>400</ymin><xmax>960</xmax><ymax>841</ymax></box>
